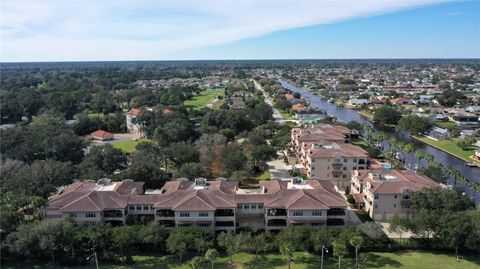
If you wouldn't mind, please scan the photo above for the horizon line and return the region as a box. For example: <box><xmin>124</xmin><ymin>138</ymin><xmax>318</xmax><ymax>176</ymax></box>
<box><xmin>2</xmin><ymin>57</ymin><xmax>480</xmax><ymax>64</ymax></box>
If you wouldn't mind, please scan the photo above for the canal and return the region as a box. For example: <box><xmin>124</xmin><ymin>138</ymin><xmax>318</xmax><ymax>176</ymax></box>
<box><xmin>276</xmin><ymin>78</ymin><xmax>480</xmax><ymax>190</ymax></box>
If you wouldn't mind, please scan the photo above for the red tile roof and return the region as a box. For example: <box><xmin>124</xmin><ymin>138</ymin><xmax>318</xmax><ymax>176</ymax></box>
<box><xmin>91</xmin><ymin>130</ymin><xmax>113</xmax><ymax>137</ymax></box>
<box><xmin>127</xmin><ymin>108</ymin><xmax>142</xmax><ymax>116</ymax></box>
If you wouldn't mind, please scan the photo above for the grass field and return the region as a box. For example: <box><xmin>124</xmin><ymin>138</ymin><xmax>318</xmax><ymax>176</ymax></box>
<box><xmin>413</xmin><ymin>136</ymin><xmax>479</xmax><ymax>163</ymax></box>
<box><xmin>10</xmin><ymin>251</ymin><xmax>480</xmax><ymax>269</ymax></box>
<box><xmin>111</xmin><ymin>139</ymin><xmax>153</xmax><ymax>153</ymax></box>
<box><xmin>184</xmin><ymin>90</ymin><xmax>223</xmax><ymax>109</ymax></box>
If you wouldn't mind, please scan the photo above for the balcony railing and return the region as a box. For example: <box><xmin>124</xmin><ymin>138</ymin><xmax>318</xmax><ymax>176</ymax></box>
<box><xmin>104</xmin><ymin>210</ymin><xmax>123</xmax><ymax>218</ymax></box>
<box><xmin>267</xmin><ymin>219</ymin><xmax>287</xmax><ymax>226</ymax></box>
<box><xmin>327</xmin><ymin>209</ymin><xmax>346</xmax><ymax>216</ymax></box>
<box><xmin>156</xmin><ymin>210</ymin><xmax>175</xmax><ymax>217</ymax></box>
<box><xmin>215</xmin><ymin>221</ymin><xmax>235</xmax><ymax>227</ymax></box>
<box><xmin>215</xmin><ymin>209</ymin><xmax>235</xmax><ymax>217</ymax></box>
<box><xmin>267</xmin><ymin>209</ymin><xmax>287</xmax><ymax>216</ymax></box>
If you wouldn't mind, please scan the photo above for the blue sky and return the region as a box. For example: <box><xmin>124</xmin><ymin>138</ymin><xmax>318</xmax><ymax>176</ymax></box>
<box><xmin>1</xmin><ymin>0</ymin><xmax>479</xmax><ymax>61</ymax></box>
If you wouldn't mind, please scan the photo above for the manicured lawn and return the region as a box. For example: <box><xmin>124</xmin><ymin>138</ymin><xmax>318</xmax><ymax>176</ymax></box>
<box><xmin>184</xmin><ymin>90</ymin><xmax>223</xmax><ymax>109</ymax></box>
<box><xmin>111</xmin><ymin>139</ymin><xmax>153</xmax><ymax>153</ymax></box>
<box><xmin>279</xmin><ymin>109</ymin><xmax>294</xmax><ymax>120</ymax></box>
<box><xmin>414</xmin><ymin>136</ymin><xmax>479</xmax><ymax>163</ymax></box>
<box><xmin>10</xmin><ymin>251</ymin><xmax>480</xmax><ymax>269</ymax></box>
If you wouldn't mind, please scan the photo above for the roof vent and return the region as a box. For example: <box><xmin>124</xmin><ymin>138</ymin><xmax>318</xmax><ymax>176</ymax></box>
<box><xmin>368</xmin><ymin>173</ymin><xmax>381</xmax><ymax>180</ymax></box>
<box><xmin>292</xmin><ymin>177</ymin><xmax>303</xmax><ymax>185</ymax></box>
<box><xmin>195</xmin><ymin>178</ymin><xmax>207</xmax><ymax>186</ymax></box>
<box><xmin>97</xmin><ymin>178</ymin><xmax>112</xmax><ymax>186</ymax></box>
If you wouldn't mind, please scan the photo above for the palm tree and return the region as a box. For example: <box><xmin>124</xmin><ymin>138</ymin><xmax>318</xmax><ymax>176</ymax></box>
<box><xmin>349</xmin><ymin>236</ymin><xmax>364</xmax><ymax>269</ymax></box>
<box><xmin>205</xmin><ymin>248</ymin><xmax>219</xmax><ymax>269</ymax></box>
<box><xmin>333</xmin><ymin>240</ymin><xmax>347</xmax><ymax>269</ymax></box>
<box><xmin>402</xmin><ymin>143</ymin><xmax>415</xmax><ymax>169</ymax></box>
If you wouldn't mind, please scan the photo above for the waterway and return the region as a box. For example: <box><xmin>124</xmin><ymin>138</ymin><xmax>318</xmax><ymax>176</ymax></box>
<box><xmin>276</xmin><ymin>78</ymin><xmax>480</xmax><ymax>196</ymax></box>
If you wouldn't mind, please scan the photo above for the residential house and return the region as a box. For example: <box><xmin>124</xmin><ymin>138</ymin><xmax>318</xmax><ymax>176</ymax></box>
<box><xmin>450</xmin><ymin>112</ymin><xmax>479</xmax><ymax>125</ymax></box>
<box><xmin>44</xmin><ymin>177</ymin><xmax>349</xmax><ymax>230</ymax></box>
<box><xmin>350</xmin><ymin>169</ymin><xmax>439</xmax><ymax>221</ymax></box>
<box><xmin>91</xmin><ymin>130</ymin><xmax>114</xmax><ymax>141</ymax></box>
<box><xmin>304</xmin><ymin>142</ymin><xmax>368</xmax><ymax>190</ymax></box>
<box><xmin>126</xmin><ymin>108</ymin><xmax>146</xmax><ymax>139</ymax></box>
<box><xmin>426</xmin><ymin>127</ymin><xmax>450</xmax><ymax>140</ymax></box>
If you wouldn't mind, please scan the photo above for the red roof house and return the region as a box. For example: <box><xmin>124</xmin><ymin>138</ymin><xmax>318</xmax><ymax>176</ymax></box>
<box><xmin>91</xmin><ymin>130</ymin><xmax>114</xmax><ymax>141</ymax></box>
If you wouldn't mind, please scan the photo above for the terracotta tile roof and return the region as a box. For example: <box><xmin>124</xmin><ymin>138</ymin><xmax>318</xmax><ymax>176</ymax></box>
<box><xmin>309</xmin><ymin>143</ymin><xmax>367</xmax><ymax>158</ymax></box>
<box><xmin>357</xmin><ymin>169</ymin><xmax>439</xmax><ymax>194</ymax></box>
<box><xmin>91</xmin><ymin>130</ymin><xmax>113</xmax><ymax>137</ymax></box>
<box><xmin>127</xmin><ymin>108</ymin><xmax>142</xmax><ymax>116</ymax></box>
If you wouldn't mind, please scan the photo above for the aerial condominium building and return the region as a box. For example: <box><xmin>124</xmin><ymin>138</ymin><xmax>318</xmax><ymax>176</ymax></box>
<box><xmin>43</xmin><ymin>177</ymin><xmax>348</xmax><ymax>231</ymax></box>
<box><xmin>350</xmin><ymin>169</ymin><xmax>439</xmax><ymax>222</ymax></box>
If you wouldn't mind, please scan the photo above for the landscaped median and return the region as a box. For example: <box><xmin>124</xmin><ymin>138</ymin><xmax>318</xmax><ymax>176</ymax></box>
<box><xmin>412</xmin><ymin>136</ymin><xmax>480</xmax><ymax>164</ymax></box>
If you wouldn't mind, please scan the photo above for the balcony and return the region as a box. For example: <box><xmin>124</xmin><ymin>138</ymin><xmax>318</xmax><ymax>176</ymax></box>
<box><xmin>156</xmin><ymin>209</ymin><xmax>174</xmax><ymax>218</ymax></box>
<box><xmin>215</xmin><ymin>209</ymin><xmax>234</xmax><ymax>217</ymax></box>
<box><xmin>332</xmin><ymin>163</ymin><xmax>343</xmax><ymax>170</ymax></box>
<box><xmin>266</xmin><ymin>208</ymin><xmax>287</xmax><ymax>217</ymax></box>
<box><xmin>327</xmin><ymin>208</ymin><xmax>346</xmax><ymax>216</ymax></box>
<box><xmin>267</xmin><ymin>219</ymin><xmax>287</xmax><ymax>227</ymax></box>
<box><xmin>327</xmin><ymin>219</ymin><xmax>345</xmax><ymax>226</ymax></box>
<box><xmin>215</xmin><ymin>221</ymin><xmax>235</xmax><ymax>227</ymax></box>
<box><xmin>103</xmin><ymin>210</ymin><xmax>123</xmax><ymax>218</ymax></box>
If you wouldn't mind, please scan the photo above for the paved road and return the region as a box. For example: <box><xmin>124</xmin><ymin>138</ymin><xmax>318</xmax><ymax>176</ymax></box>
<box><xmin>252</xmin><ymin>80</ymin><xmax>296</xmax><ymax>124</ymax></box>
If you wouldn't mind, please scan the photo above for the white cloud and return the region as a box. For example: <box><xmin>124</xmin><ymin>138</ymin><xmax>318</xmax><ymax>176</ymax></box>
<box><xmin>1</xmin><ymin>0</ymin><xmax>446</xmax><ymax>61</ymax></box>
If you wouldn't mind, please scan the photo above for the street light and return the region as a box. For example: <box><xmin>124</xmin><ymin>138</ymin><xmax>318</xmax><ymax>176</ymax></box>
<box><xmin>87</xmin><ymin>250</ymin><xmax>99</xmax><ymax>269</ymax></box>
<box><xmin>321</xmin><ymin>244</ymin><xmax>329</xmax><ymax>269</ymax></box>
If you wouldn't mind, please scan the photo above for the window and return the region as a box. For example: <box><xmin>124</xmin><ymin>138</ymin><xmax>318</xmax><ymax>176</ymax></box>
<box><xmin>136</xmin><ymin>206</ymin><xmax>142</xmax><ymax>211</ymax></box>
<box><xmin>180</xmin><ymin>212</ymin><xmax>190</xmax><ymax>217</ymax></box>
<box><xmin>402</xmin><ymin>195</ymin><xmax>411</xmax><ymax>200</ymax></box>
<box><xmin>199</xmin><ymin>211</ymin><xmax>209</xmax><ymax>217</ymax></box>
<box><xmin>293</xmin><ymin>211</ymin><xmax>303</xmax><ymax>217</ymax></box>
<box><xmin>343</xmin><ymin>159</ymin><xmax>348</xmax><ymax>163</ymax></box>
<box><xmin>312</xmin><ymin>211</ymin><xmax>322</xmax><ymax>216</ymax></box>
<box><xmin>394</xmin><ymin>195</ymin><xmax>397</xmax><ymax>199</ymax></box>
<box><xmin>129</xmin><ymin>206</ymin><xmax>135</xmax><ymax>211</ymax></box>
<box><xmin>143</xmin><ymin>206</ymin><xmax>149</xmax><ymax>211</ymax></box>
<box><xmin>335</xmin><ymin>159</ymin><xmax>341</xmax><ymax>163</ymax></box>
<box><xmin>311</xmin><ymin>223</ymin><xmax>322</xmax><ymax>227</ymax></box>
<box><xmin>237</xmin><ymin>205</ymin><xmax>243</xmax><ymax>209</ymax></box>
<box><xmin>353</xmin><ymin>166</ymin><xmax>357</xmax><ymax>170</ymax></box>
<box><xmin>343</xmin><ymin>167</ymin><xmax>347</xmax><ymax>171</ymax></box>
<box><xmin>353</xmin><ymin>159</ymin><xmax>357</xmax><ymax>163</ymax></box>
<box><xmin>394</xmin><ymin>204</ymin><xmax>396</xmax><ymax>208</ymax></box>
<box><xmin>69</xmin><ymin>213</ymin><xmax>77</xmax><ymax>218</ymax></box>
<box><xmin>343</xmin><ymin>174</ymin><xmax>347</xmax><ymax>178</ymax></box>
<box><xmin>178</xmin><ymin>223</ymin><xmax>191</xmax><ymax>227</ymax></box>
<box><xmin>251</xmin><ymin>204</ymin><xmax>257</xmax><ymax>210</ymax></box>
<box><xmin>258</xmin><ymin>204</ymin><xmax>264</xmax><ymax>209</ymax></box>
<box><xmin>244</xmin><ymin>205</ymin><xmax>250</xmax><ymax>210</ymax></box>
<box><xmin>374</xmin><ymin>195</ymin><xmax>379</xmax><ymax>200</ymax></box>
<box><xmin>86</xmin><ymin>212</ymin><xmax>96</xmax><ymax>218</ymax></box>
<box><xmin>197</xmin><ymin>223</ymin><xmax>210</xmax><ymax>227</ymax></box>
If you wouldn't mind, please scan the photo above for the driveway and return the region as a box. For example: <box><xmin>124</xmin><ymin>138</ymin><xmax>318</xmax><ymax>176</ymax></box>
<box><xmin>267</xmin><ymin>154</ymin><xmax>292</xmax><ymax>180</ymax></box>
<box><xmin>253</xmin><ymin>80</ymin><xmax>296</xmax><ymax>124</ymax></box>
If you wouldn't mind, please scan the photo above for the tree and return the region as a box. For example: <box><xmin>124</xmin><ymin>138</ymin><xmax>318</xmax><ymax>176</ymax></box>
<box><xmin>154</xmin><ymin>119</ymin><xmax>194</xmax><ymax>146</ymax></box>
<box><xmin>112</xmin><ymin>226</ymin><xmax>138</xmax><ymax>263</ymax></box>
<box><xmin>349</xmin><ymin>235</ymin><xmax>364</xmax><ymax>269</ymax></box>
<box><xmin>418</xmin><ymin>164</ymin><xmax>447</xmax><ymax>183</ymax></box>
<box><xmin>277</xmin><ymin>228</ymin><xmax>299</xmax><ymax>269</ymax></box>
<box><xmin>447</xmin><ymin>125</ymin><xmax>460</xmax><ymax>138</ymax></box>
<box><xmin>167</xmin><ymin>142</ymin><xmax>199</xmax><ymax>166</ymax></box>
<box><xmin>250</xmin><ymin>144</ymin><xmax>277</xmax><ymax>166</ymax></box>
<box><xmin>177</xmin><ymin>162</ymin><xmax>206</xmax><ymax>179</ymax></box>
<box><xmin>125</xmin><ymin>152</ymin><xmax>170</xmax><ymax>189</ymax></box>
<box><xmin>190</xmin><ymin>256</ymin><xmax>204</xmax><ymax>269</ymax></box>
<box><xmin>332</xmin><ymin>240</ymin><xmax>347</xmax><ymax>269</ymax></box>
<box><xmin>396</xmin><ymin>114</ymin><xmax>432</xmax><ymax>135</ymax></box>
<box><xmin>217</xmin><ymin>232</ymin><xmax>237</xmax><ymax>263</ymax></box>
<box><xmin>388</xmin><ymin>215</ymin><xmax>410</xmax><ymax>240</ymax></box>
<box><xmin>204</xmin><ymin>248</ymin><xmax>219</xmax><ymax>269</ymax></box>
<box><xmin>222</xmin><ymin>146</ymin><xmax>247</xmax><ymax>175</ymax></box>
<box><xmin>81</xmin><ymin>144</ymin><xmax>128</xmax><ymax>176</ymax></box>
<box><xmin>141</xmin><ymin>222</ymin><xmax>167</xmax><ymax>251</ymax></box>
<box><xmin>373</xmin><ymin>106</ymin><xmax>402</xmax><ymax>125</ymax></box>
<box><xmin>166</xmin><ymin>230</ymin><xmax>189</xmax><ymax>263</ymax></box>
